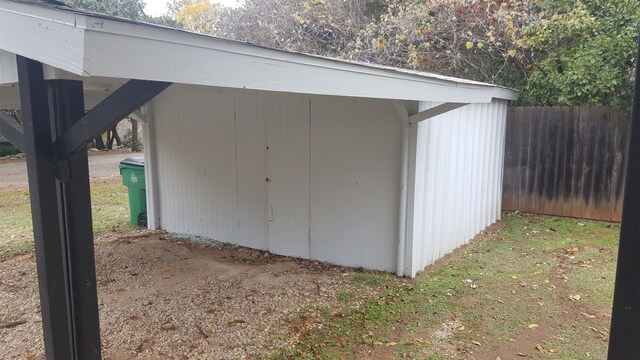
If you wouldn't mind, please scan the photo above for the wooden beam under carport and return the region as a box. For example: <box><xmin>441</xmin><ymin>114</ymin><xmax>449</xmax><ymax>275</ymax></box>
<box><xmin>17</xmin><ymin>55</ymin><xmax>172</xmax><ymax>359</ymax></box>
<box><xmin>608</xmin><ymin>42</ymin><xmax>640</xmax><ymax>359</ymax></box>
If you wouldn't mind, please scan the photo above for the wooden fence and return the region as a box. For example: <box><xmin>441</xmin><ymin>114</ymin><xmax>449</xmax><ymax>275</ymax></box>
<box><xmin>502</xmin><ymin>106</ymin><xmax>630</xmax><ymax>222</ymax></box>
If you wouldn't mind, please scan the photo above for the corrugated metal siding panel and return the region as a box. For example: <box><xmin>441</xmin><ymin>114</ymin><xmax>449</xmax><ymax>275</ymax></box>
<box><xmin>410</xmin><ymin>100</ymin><xmax>508</xmax><ymax>275</ymax></box>
<box><xmin>151</xmin><ymin>86</ymin><xmax>403</xmax><ymax>272</ymax></box>
<box><xmin>153</xmin><ymin>85</ymin><xmax>239</xmax><ymax>243</ymax></box>
<box><xmin>235</xmin><ymin>92</ymin><xmax>268</xmax><ymax>249</ymax></box>
<box><xmin>266</xmin><ymin>94</ymin><xmax>311</xmax><ymax>258</ymax></box>
<box><xmin>310</xmin><ymin>97</ymin><xmax>402</xmax><ymax>272</ymax></box>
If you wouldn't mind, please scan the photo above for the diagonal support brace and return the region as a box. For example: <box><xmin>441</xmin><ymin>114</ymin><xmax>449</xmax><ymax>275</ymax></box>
<box><xmin>408</xmin><ymin>102</ymin><xmax>468</xmax><ymax>123</ymax></box>
<box><xmin>53</xmin><ymin>80</ymin><xmax>171</xmax><ymax>160</ymax></box>
<box><xmin>0</xmin><ymin>111</ymin><xmax>24</xmax><ymax>151</ymax></box>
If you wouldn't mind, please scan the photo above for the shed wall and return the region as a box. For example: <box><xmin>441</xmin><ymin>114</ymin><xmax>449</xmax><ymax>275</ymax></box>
<box><xmin>150</xmin><ymin>85</ymin><xmax>402</xmax><ymax>271</ymax></box>
<box><xmin>408</xmin><ymin>100</ymin><xmax>508</xmax><ymax>276</ymax></box>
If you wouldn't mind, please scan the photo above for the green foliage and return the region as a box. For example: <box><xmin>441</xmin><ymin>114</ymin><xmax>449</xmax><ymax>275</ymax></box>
<box><xmin>0</xmin><ymin>144</ymin><xmax>21</xmax><ymax>157</ymax></box>
<box><xmin>518</xmin><ymin>0</ymin><xmax>640</xmax><ymax>106</ymax></box>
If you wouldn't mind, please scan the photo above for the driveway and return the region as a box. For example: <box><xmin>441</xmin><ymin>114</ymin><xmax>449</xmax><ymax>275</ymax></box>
<box><xmin>0</xmin><ymin>150</ymin><xmax>143</xmax><ymax>187</ymax></box>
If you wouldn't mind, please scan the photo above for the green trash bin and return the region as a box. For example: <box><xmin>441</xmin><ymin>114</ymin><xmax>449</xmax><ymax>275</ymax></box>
<box><xmin>119</xmin><ymin>157</ymin><xmax>147</xmax><ymax>227</ymax></box>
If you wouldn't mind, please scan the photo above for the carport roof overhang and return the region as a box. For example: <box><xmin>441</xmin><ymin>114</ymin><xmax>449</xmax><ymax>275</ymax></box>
<box><xmin>0</xmin><ymin>0</ymin><xmax>518</xmax><ymax>105</ymax></box>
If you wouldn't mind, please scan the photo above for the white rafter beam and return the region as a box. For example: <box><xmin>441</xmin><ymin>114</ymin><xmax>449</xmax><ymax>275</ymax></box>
<box><xmin>408</xmin><ymin>102</ymin><xmax>469</xmax><ymax>123</ymax></box>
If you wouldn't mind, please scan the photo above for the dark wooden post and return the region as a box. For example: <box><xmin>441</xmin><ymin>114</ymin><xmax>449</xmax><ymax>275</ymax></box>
<box><xmin>48</xmin><ymin>80</ymin><xmax>102</xmax><ymax>358</ymax></box>
<box><xmin>608</xmin><ymin>43</ymin><xmax>640</xmax><ymax>358</ymax></box>
<box><xmin>18</xmin><ymin>56</ymin><xmax>101</xmax><ymax>359</ymax></box>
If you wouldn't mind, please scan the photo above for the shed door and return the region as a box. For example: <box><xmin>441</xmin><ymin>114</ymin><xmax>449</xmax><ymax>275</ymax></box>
<box><xmin>266</xmin><ymin>95</ymin><xmax>310</xmax><ymax>258</ymax></box>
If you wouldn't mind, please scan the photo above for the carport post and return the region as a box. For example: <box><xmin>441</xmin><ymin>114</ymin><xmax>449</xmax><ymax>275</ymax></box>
<box><xmin>608</xmin><ymin>43</ymin><xmax>640</xmax><ymax>358</ymax></box>
<box><xmin>18</xmin><ymin>56</ymin><xmax>101</xmax><ymax>359</ymax></box>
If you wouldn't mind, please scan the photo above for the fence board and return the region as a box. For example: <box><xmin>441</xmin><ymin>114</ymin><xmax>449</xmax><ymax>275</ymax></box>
<box><xmin>503</xmin><ymin>106</ymin><xmax>630</xmax><ymax>222</ymax></box>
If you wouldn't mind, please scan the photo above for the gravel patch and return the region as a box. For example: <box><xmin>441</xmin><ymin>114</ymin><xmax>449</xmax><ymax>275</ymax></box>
<box><xmin>0</xmin><ymin>230</ymin><xmax>353</xmax><ymax>359</ymax></box>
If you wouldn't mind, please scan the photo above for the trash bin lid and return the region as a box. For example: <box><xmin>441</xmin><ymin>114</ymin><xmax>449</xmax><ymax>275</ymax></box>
<box><xmin>120</xmin><ymin>157</ymin><xmax>145</xmax><ymax>167</ymax></box>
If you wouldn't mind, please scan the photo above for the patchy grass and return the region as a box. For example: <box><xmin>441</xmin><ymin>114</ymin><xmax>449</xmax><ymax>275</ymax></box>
<box><xmin>0</xmin><ymin>177</ymin><xmax>133</xmax><ymax>255</ymax></box>
<box><xmin>269</xmin><ymin>213</ymin><xmax>619</xmax><ymax>359</ymax></box>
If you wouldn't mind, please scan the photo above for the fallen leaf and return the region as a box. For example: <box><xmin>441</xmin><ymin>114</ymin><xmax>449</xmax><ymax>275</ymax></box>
<box><xmin>373</xmin><ymin>341</ymin><xmax>383</xmax><ymax>346</ymax></box>
<box><xmin>385</xmin><ymin>342</ymin><xmax>397</xmax><ymax>346</ymax></box>
<box><xmin>549</xmin><ymin>348</ymin><xmax>560</xmax><ymax>353</ymax></box>
<box><xmin>457</xmin><ymin>325</ymin><xmax>466</xmax><ymax>331</ymax></box>
<box><xmin>528</xmin><ymin>324</ymin><xmax>539</xmax><ymax>329</ymax></box>
<box><xmin>569</xmin><ymin>294</ymin><xmax>582</xmax><ymax>301</ymax></box>
<box><xmin>472</xmin><ymin>340</ymin><xmax>482</xmax><ymax>346</ymax></box>
<box><xmin>466</xmin><ymin>41</ymin><xmax>474</xmax><ymax>49</ymax></box>
<box><xmin>536</xmin><ymin>344</ymin><xmax>545</xmax><ymax>352</ymax></box>
<box><xmin>581</xmin><ymin>312</ymin><xmax>596</xmax><ymax>319</ymax></box>
<box><xmin>580</xmin><ymin>264</ymin><xmax>593</xmax><ymax>268</ymax></box>
<box><xmin>517</xmin><ymin>352</ymin><xmax>528</xmax><ymax>357</ymax></box>
<box><xmin>511</xmin><ymin>275</ymin><xmax>519</xmax><ymax>279</ymax></box>
<box><xmin>507</xmin><ymin>49</ymin><xmax>517</xmax><ymax>57</ymax></box>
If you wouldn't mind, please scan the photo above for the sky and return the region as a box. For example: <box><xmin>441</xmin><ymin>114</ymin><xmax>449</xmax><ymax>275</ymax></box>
<box><xmin>144</xmin><ymin>0</ymin><xmax>242</xmax><ymax>17</ymax></box>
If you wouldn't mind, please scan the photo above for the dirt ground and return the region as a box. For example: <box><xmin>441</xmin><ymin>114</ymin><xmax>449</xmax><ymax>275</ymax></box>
<box><xmin>0</xmin><ymin>149</ymin><xmax>359</xmax><ymax>359</ymax></box>
<box><xmin>0</xmin><ymin>230</ymin><xmax>351</xmax><ymax>359</ymax></box>
<box><xmin>0</xmin><ymin>149</ymin><xmax>142</xmax><ymax>188</ymax></box>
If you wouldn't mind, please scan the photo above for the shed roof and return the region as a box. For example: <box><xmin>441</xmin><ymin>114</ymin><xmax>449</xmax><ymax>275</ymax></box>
<box><xmin>0</xmin><ymin>0</ymin><xmax>518</xmax><ymax>103</ymax></box>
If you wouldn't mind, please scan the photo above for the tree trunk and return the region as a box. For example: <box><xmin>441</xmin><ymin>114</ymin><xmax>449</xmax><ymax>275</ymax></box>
<box><xmin>106</xmin><ymin>130</ymin><xmax>113</xmax><ymax>149</ymax></box>
<box><xmin>131</xmin><ymin>119</ymin><xmax>139</xmax><ymax>152</ymax></box>
<box><xmin>112</xmin><ymin>127</ymin><xmax>122</xmax><ymax>147</ymax></box>
<box><xmin>94</xmin><ymin>135</ymin><xmax>106</xmax><ymax>150</ymax></box>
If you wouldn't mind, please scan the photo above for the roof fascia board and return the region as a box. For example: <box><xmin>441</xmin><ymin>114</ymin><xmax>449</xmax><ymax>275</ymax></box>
<box><xmin>0</xmin><ymin>1</ymin><xmax>86</xmax><ymax>76</ymax></box>
<box><xmin>82</xmin><ymin>17</ymin><xmax>491</xmax><ymax>89</ymax></box>
<box><xmin>490</xmin><ymin>87</ymin><xmax>519</xmax><ymax>101</ymax></box>
<box><xmin>0</xmin><ymin>50</ymin><xmax>17</xmax><ymax>84</ymax></box>
<box><xmin>83</xmin><ymin>28</ymin><xmax>494</xmax><ymax>103</ymax></box>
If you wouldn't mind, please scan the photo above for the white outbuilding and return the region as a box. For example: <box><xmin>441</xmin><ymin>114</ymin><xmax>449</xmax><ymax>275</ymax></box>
<box><xmin>0</xmin><ymin>0</ymin><xmax>518</xmax><ymax>278</ymax></box>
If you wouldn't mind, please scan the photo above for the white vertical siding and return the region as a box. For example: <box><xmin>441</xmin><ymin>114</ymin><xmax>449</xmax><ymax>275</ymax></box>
<box><xmin>150</xmin><ymin>84</ymin><xmax>507</xmax><ymax>276</ymax></box>
<box><xmin>408</xmin><ymin>99</ymin><xmax>508</xmax><ymax>276</ymax></box>
<box><xmin>310</xmin><ymin>97</ymin><xmax>401</xmax><ymax>272</ymax></box>
<box><xmin>150</xmin><ymin>86</ymin><xmax>402</xmax><ymax>272</ymax></box>
<box><xmin>235</xmin><ymin>92</ymin><xmax>268</xmax><ymax>249</ymax></box>
<box><xmin>153</xmin><ymin>85</ymin><xmax>239</xmax><ymax>243</ymax></box>
<box><xmin>266</xmin><ymin>94</ymin><xmax>310</xmax><ymax>258</ymax></box>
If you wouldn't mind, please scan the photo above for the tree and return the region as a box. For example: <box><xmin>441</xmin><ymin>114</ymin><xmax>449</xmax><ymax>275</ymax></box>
<box><xmin>169</xmin><ymin>0</ymin><xmax>386</xmax><ymax>58</ymax></box>
<box><xmin>350</xmin><ymin>0</ymin><xmax>529</xmax><ymax>88</ymax></box>
<box><xmin>517</xmin><ymin>0</ymin><xmax>640</xmax><ymax>106</ymax></box>
<box><xmin>62</xmin><ymin>0</ymin><xmax>145</xmax><ymax>20</ymax></box>
<box><xmin>168</xmin><ymin>0</ymin><xmax>219</xmax><ymax>34</ymax></box>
